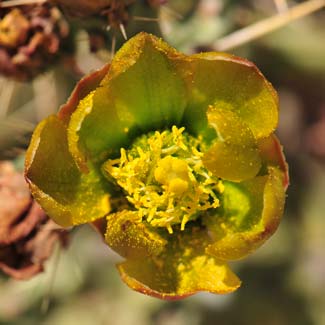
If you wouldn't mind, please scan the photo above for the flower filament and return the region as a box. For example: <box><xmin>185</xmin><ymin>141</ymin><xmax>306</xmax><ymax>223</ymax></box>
<box><xmin>103</xmin><ymin>126</ymin><xmax>224</xmax><ymax>234</ymax></box>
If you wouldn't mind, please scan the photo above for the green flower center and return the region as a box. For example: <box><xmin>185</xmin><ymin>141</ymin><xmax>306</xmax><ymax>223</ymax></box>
<box><xmin>103</xmin><ymin>126</ymin><xmax>224</xmax><ymax>234</ymax></box>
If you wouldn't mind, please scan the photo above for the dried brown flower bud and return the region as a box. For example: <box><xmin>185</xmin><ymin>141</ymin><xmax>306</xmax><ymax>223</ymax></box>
<box><xmin>0</xmin><ymin>161</ymin><xmax>68</xmax><ymax>280</ymax></box>
<box><xmin>0</xmin><ymin>3</ymin><xmax>71</xmax><ymax>81</ymax></box>
<box><xmin>0</xmin><ymin>8</ymin><xmax>29</xmax><ymax>48</ymax></box>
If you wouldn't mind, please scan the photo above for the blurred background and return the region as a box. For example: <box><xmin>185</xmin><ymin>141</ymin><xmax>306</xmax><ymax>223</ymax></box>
<box><xmin>0</xmin><ymin>0</ymin><xmax>325</xmax><ymax>324</ymax></box>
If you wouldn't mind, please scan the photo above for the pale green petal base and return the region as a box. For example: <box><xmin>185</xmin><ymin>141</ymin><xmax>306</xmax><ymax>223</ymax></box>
<box><xmin>205</xmin><ymin>167</ymin><xmax>285</xmax><ymax>260</ymax></box>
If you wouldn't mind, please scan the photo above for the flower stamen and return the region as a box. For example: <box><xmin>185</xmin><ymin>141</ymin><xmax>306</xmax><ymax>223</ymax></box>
<box><xmin>103</xmin><ymin>126</ymin><xmax>223</xmax><ymax>233</ymax></box>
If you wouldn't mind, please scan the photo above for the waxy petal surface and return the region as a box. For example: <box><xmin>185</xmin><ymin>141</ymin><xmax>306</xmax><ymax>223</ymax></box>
<box><xmin>68</xmin><ymin>33</ymin><xmax>188</xmax><ymax>164</ymax></box>
<box><xmin>179</xmin><ymin>52</ymin><xmax>278</xmax><ymax>140</ymax></box>
<box><xmin>118</xmin><ymin>228</ymin><xmax>240</xmax><ymax>300</ymax></box>
<box><xmin>105</xmin><ymin>210</ymin><xmax>167</xmax><ymax>259</ymax></box>
<box><xmin>203</xmin><ymin>107</ymin><xmax>261</xmax><ymax>181</ymax></box>
<box><xmin>25</xmin><ymin>116</ymin><xmax>110</xmax><ymax>227</ymax></box>
<box><xmin>205</xmin><ymin>167</ymin><xmax>285</xmax><ymax>260</ymax></box>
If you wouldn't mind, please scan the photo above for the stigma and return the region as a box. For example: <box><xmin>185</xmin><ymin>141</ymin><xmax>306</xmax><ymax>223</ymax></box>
<box><xmin>102</xmin><ymin>126</ymin><xmax>223</xmax><ymax>234</ymax></box>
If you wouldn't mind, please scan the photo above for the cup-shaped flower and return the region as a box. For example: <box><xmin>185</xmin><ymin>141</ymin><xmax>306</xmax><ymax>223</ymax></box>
<box><xmin>25</xmin><ymin>32</ymin><xmax>289</xmax><ymax>300</ymax></box>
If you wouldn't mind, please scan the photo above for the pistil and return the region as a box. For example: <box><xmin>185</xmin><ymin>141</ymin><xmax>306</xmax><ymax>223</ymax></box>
<box><xmin>103</xmin><ymin>126</ymin><xmax>223</xmax><ymax>233</ymax></box>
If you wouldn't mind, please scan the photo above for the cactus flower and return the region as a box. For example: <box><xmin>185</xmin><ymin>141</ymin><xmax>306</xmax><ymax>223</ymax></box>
<box><xmin>25</xmin><ymin>32</ymin><xmax>288</xmax><ymax>299</ymax></box>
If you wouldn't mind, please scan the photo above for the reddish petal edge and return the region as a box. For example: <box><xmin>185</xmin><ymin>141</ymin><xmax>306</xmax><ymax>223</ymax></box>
<box><xmin>58</xmin><ymin>64</ymin><xmax>110</xmax><ymax>123</ymax></box>
<box><xmin>91</xmin><ymin>218</ymin><xmax>107</xmax><ymax>238</ymax></box>
<box><xmin>259</xmin><ymin>134</ymin><xmax>289</xmax><ymax>190</ymax></box>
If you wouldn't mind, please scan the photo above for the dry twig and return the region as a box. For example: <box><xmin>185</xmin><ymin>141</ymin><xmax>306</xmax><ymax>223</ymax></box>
<box><xmin>214</xmin><ymin>0</ymin><xmax>325</xmax><ymax>51</ymax></box>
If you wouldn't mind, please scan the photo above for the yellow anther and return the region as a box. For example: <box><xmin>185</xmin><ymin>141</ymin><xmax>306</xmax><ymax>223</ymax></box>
<box><xmin>102</xmin><ymin>125</ymin><xmax>223</xmax><ymax>233</ymax></box>
<box><xmin>120</xmin><ymin>148</ymin><xmax>127</xmax><ymax>163</ymax></box>
<box><xmin>167</xmin><ymin>197</ymin><xmax>174</xmax><ymax>210</ymax></box>
<box><xmin>192</xmin><ymin>146</ymin><xmax>203</xmax><ymax>157</ymax></box>
<box><xmin>137</xmin><ymin>146</ymin><xmax>145</xmax><ymax>157</ymax></box>
<box><xmin>181</xmin><ymin>215</ymin><xmax>189</xmax><ymax>231</ymax></box>
<box><xmin>172</xmin><ymin>126</ymin><xmax>187</xmax><ymax>150</ymax></box>
<box><xmin>217</xmin><ymin>181</ymin><xmax>225</xmax><ymax>193</ymax></box>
